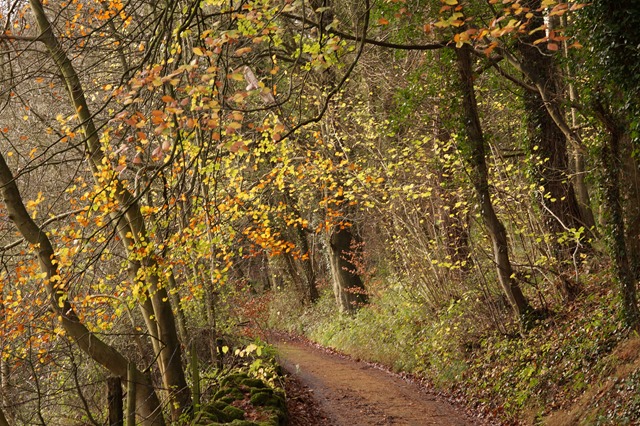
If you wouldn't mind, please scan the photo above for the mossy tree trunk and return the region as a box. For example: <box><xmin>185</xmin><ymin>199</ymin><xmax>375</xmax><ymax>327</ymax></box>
<box><xmin>517</xmin><ymin>0</ymin><xmax>588</xmax><ymax>263</ymax></box>
<box><xmin>455</xmin><ymin>44</ymin><xmax>532</xmax><ymax>321</ymax></box>
<box><xmin>595</xmin><ymin>105</ymin><xmax>640</xmax><ymax>329</ymax></box>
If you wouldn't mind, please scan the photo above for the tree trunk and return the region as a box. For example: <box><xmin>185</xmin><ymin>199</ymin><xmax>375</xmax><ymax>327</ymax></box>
<box><xmin>595</xmin><ymin>105</ymin><xmax>640</xmax><ymax>329</ymax></box>
<box><xmin>329</xmin><ymin>225</ymin><xmax>368</xmax><ymax>313</ymax></box>
<box><xmin>0</xmin><ymin>407</ymin><xmax>8</xmax><ymax>426</ymax></box>
<box><xmin>0</xmin><ymin>153</ymin><xmax>165</xmax><ymax>425</ymax></box>
<box><xmin>281</xmin><ymin>215</ymin><xmax>319</xmax><ymax>304</ymax></box>
<box><xmin>28</xmin><ymin>0</ymin><xmax>190</xmax><ymax>419</ymax></box>
<box><xmin>108</xmin><ymin>377</ymin><xmax>124</xmax><ymax>426</ymax></box>
<box><xmin>434</xmin><ymin>134</ymin><xmax>472</xmax><ymax>274</ymax></box>
<box><xmin>517</xmin><ymin>0</ymin><xmax>587</xmax><ymax>261</ymax></box>
<box><xmin>573</xmin><ymin>152</ymin><xmax>597</xmax><ymax>233</ymax></box>
<box><xmin>621</xmin><ymin>148</ymin><xmax>640</xmax><ymax>280</ymax></box>
<box><xmin>297</xmin><ymin>227</ymin><xmax>320</xmax><ymax>303</ymax></box>
<box><xmin>455</xmin><ymin>44</ymin><xmax>532</xmax><ymax>320</ymax></box>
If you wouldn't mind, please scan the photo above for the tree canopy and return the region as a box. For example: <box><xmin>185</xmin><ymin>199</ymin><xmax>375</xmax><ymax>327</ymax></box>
<box><xmin>0</xmin><ymin>0</ymin><xmax>639</xmax><ymax>423</ymax></box>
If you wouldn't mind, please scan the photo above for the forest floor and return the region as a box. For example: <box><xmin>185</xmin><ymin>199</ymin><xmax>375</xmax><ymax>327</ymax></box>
<box><xmin>275</xmin><ymin>336</ymin><xmax>488</xmax><ymax>426</ymax></box>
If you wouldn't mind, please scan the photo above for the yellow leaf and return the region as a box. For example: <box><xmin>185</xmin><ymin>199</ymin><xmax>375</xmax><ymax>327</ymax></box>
<box><xmin>193</xmin><ymin>46</ymin><xmax>205</xmax><ymax>56</ymax></box>
<box><xmin>228</xmin><ymin>73</ymin><xmax>245</xmax><ymax>81</ymax></box>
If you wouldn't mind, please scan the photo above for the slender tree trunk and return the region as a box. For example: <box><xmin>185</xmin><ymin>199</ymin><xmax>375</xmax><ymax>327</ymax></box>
<box><xmin>434</xmin><ymin>133</ymin><xmax>472</xmax><ymax>273</ymax></box>
<box><xmin>573</xmin><ymin>152</ymin><xmax>597</xmax><ymax>233</ymax></box>
<box><xmin>282</xmin><ymin>250</ymin><xmax>307</xmax><ymax>299</ymax></box>
<box><xmin>108</xmin><ymin>377</ymin><xmax>124</xmax><ymax>426</ymax></box>
<box><xmin>296</xmin><ymin>226</ymin><xmax>320</xmax><ymax>303</ymax></box>
<box><xmin>279</xmin><ymin>205</ymin><xmax>319</xmax><ymax>304</ymax></box>
<box><xmin>168</xmin><ymin>272</ymin><xmax>189</xmax><ymax>344</ymax></box>
<box><xmin>455</xmin><ymin>44</ymin><xmax>531</xmax><ymax>320</ymax></box>
<box><xmin>560</xmin><ymin>21</ymin><xmax>598</xmax><ymax>235</ymax></box>
<box><xmin>0</xmin><ymin>153</ymin><xmax>165</xmax><ymax>425</ymax></box>
<box><xmin>0</xmin><ymin>325</ymin><xmax>10</xmax><ymax>424</ymax></box>
<box><xmin>28</xmin><ymin>0</ymin><xmax>190</xmax><ymax>418</ymax></box>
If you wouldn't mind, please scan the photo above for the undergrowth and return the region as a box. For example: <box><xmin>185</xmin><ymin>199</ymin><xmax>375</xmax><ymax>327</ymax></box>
<box><xmin>267</xmin><ymin>277</ymin><xmax>634</xmax><ymax>423</ymax></box>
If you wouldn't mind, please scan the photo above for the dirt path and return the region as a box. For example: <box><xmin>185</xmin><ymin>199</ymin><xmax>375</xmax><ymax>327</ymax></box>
<box><xmin>276</xmin><ymin>340</ymin><xmax>476</xmax><ymax>426</ymax></box>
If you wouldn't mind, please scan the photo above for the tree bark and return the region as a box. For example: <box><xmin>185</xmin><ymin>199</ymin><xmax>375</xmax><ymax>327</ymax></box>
<box><xmin>329</xmin><ymin>225</ymin><xmax>368</xmax><ymax>313</ymax></box>
<box><xmin>296</xmin><ymin>226</ymin><xmax>320</xmax><ymax>303</ymax></box>
<box><xmin>434</xmin><ymin>132</ymin><xmax>472</xmax><ymax>273</ymax></box>
<box><xmin>621</xmin><ymin>151</ymin><xmax>640</xmax><ymax>280</ymax></box>
<box><xmin>595</xmin><ymin>105</ymin><xmax>640</xmax><ymax>329</ymax></box>
<box><xmin>0</xmin><ymin>407</ymin><xmax>8</xmax><ymax>426</ymax></box>
<box><xmin>573</xmin><ymin>152</ymin><xmax>597</xmax><ymax>233</ymax></box>
<box><xmin>455</xmin><ymin>44</ymin><xmax>532</xmax><ymax>320</ymax></box>
<box><xmin>108</xmin><ymin>377</ymin><xmax>124</xmax><ymax>426</ymax></box>
<box><xmin>517</xmin><ymin>0</ymin><xmax>587</xmax><ymax>262</ymax></box>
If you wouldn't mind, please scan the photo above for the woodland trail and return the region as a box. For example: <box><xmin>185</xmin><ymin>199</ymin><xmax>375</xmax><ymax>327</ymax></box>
<box><xmin>276</xmin><ymin>339</ymin><xmax>477</xmax><ymax>426</ymax></box>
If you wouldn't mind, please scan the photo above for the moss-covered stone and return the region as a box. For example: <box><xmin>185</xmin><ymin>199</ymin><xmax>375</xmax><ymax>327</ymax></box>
<box><xmin>240</xmin><ymin>378</ymin><xmax>268</xmax><ymax>389</ymax></box>
<box><xmin>191</xmin><ymin>410</ymin><xmax>221</xmax><ymax>425</ymax></box>
<box><xmin>249</xmin><ymin>391</ymin><xmax>273</xmax><ymax>406</ymax></box>
<box><xmin>214</xmin><ymin>387</ymin><xmax>244</xmax><ymax>402</ymax></box>
<box><xmin>193</xmin><ymin>364</ymin><xmax>287</xmax><ymax>425</ymax></box>
<box><xmin>249</xmin><ymin>387</ymin><xmax>271</xmax><ymax>398</ymax></box>
<box><xmin>220</xmin><ymin>372</ymin><xmax>250</xmax><ymax>387</ymax></box>
<box><xmin>194</xmin><ymin>400</ymin><xmax>246</xmax><ymax>424</ymax></box>
<box><xmin>221</xmin><ymin>404</ymin><xmax>245</xmax><ymax>421</ymax></box>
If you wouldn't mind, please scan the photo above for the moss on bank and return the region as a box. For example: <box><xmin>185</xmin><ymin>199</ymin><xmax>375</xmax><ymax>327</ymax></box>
<box><xmin>192</xmin><ymin>365</ymin><xmax>287</xmax><ymax>425</ymax></box>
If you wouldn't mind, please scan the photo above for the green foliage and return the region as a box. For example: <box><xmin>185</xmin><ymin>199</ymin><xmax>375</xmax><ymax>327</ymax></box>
<box><xmin>466</xmin><ymin>292</ymin><xmax>624</xmax><ymax>418</ymax></box>
<box><xmin>575</xmin><ymin>1</ymin><xmax>640</xmax><ymax>141</ymax></box>
<box><xmin>270</xmin><ymin>272</ymin><xmax>633</xmax><ymax>422</ymax></box>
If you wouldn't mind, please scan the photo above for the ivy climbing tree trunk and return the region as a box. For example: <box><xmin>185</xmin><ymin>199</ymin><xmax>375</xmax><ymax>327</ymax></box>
<box><xmin>0</xmin><ymin>153</ymin><xmax>165</xmax><ymax>426</ymax></box>
<box><xmin>28</xmin><ymin>0</ymin><xmax>190</xmax><ymax>419</ymax></box>
<box><xmin>595</xmin><ymin>105</ymin><xmax>640</xmax><ymax>329</ymax></box>
<box><xmin>455</xmin><ymin>44</ymin><xmax>532</xmax><ymax>320</ymax></box>
<box><xmin>517</xmin><ymin>0</ymin><xmax>587</xmax><ymax>263</ymax></box>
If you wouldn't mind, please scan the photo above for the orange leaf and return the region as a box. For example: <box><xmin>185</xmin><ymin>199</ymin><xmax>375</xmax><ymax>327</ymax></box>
<box><xmin>234</xmin><ymin>47</ymin><xmax>252</xmax><ymax>56</ymax></box>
